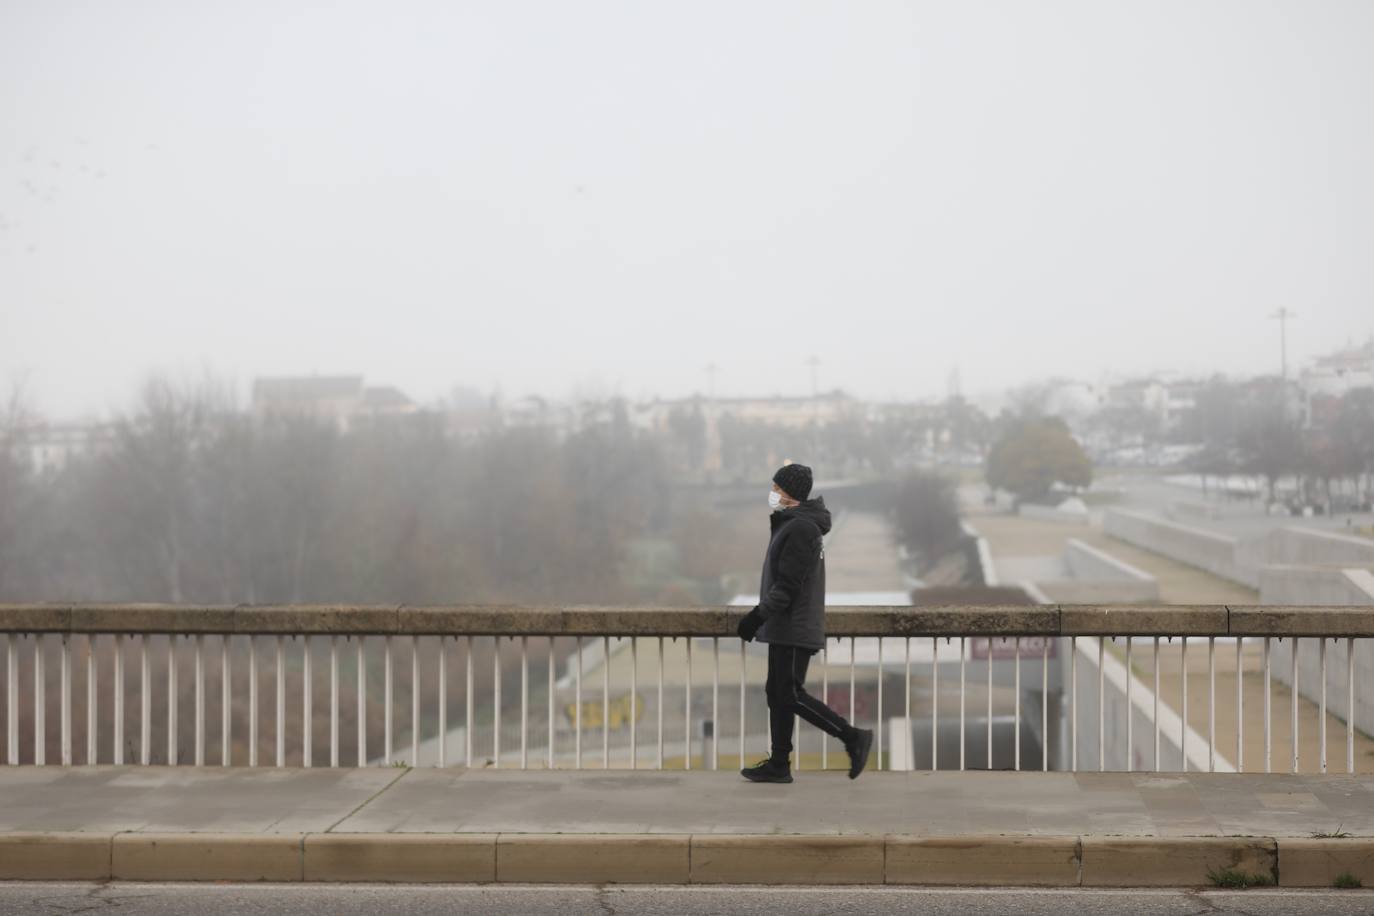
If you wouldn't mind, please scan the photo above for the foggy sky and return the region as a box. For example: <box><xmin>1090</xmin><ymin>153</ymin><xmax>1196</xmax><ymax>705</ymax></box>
<box><xmin>3</xmin><ymin>0</ymin><xmax>1373</xmax><ymax>420</ymax></box>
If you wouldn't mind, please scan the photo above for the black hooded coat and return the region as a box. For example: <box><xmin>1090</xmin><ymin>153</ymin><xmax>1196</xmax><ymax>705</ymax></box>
<box><xmin>754</xmin><ymin>495</ymin><xmax>832</xmax><ymax>651</ymax></box>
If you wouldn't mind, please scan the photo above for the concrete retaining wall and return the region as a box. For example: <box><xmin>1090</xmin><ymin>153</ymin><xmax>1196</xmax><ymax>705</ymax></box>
<box><xmin>1103</xmin><ymin>509</ymin><xmax>1254</xmax><ymax>587</ymax></box>
<box><xmin>1266</xmin><ymin>569</ymin><xmax>1374</xmax><ymax>737</ymax></box>
<box><xmin>1060</xmin><ymin>636</ymin><xmax>1211</xmax><ymax>772</ymax></box>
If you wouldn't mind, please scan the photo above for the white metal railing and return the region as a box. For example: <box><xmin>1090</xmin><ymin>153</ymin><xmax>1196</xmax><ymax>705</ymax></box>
<box><xmin>0</xmin><ymin>605</ymin><xmax>1369</xmax><ymax>774</ymax></box>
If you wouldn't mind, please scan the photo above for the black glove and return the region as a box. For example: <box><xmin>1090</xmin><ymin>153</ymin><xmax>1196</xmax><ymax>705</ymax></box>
<box><xmin>737</xmin><ymin>606</ymin><xmax>765</xmax><ymax>642</ymax></box>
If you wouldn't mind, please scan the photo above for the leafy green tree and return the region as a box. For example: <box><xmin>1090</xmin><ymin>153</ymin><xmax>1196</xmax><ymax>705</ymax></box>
<box><xmin>985</xmin><ymin>416</ymin><xmax>1092</xmax><ymax>503</ymax></box>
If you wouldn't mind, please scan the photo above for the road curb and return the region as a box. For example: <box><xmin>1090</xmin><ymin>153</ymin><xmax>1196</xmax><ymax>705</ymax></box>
<box><xmin>0</xmin><ymin>831</ymin><xmax>1364</xmax><ymax>886</ymax></box>
<box><xmin>111</xmin><ymin>832</ymin><xmax>304</xmax><ymax>882</ymax></box>
<box><xmin>0</xmin><ymin>832</ymin><xmax>112</xmax><ymax>881</ymax></box>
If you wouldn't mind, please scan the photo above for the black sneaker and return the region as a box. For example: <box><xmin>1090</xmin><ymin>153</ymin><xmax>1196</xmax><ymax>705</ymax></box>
<box><xmin>740</xmin><ymin>757</ymin><xmax>793</xmax><ymax>783</ymax></box>
<box><xmin>844</xmin><ymin>728</ymin><xmax>873</xmax><ymax>779</ymax></box>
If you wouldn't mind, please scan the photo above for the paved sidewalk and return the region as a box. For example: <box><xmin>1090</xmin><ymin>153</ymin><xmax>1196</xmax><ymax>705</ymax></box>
<box><xmin>3</xmin><ymin>768</ymin><xmax>1373</xmax><ymax>887</ymax></box>
<box><xmin>2</xmin><ymin>766</ymin><xmax>1372</xmax><ymax>837</ymax></box>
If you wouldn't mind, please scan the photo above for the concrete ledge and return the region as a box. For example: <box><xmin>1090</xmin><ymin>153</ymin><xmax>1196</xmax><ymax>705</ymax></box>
<box><xmin>0</xmin><ymin>603</ymin><xmax>71</xmax><ymax>633</ymax></box>
<box><xmin>0</xmin><ymin>832</ymin><xmax>111</xmax><ymax>880</ymax></box>
<box><xmin>6</xmin><ymin>602</ymin><xmax>1374</xmax><ymax>637</ymax></box>
<box><xmin>1277</xmin><ymin>838</ymin><xmax>1374</xmax><ymax>887</ymax></box>
<box><xmin>1060</xmin><ymin>604</ymin><xmax>1226</xmax><ymax>636</ymax></box>
<box><xmin>233</xmin><ymin>604</ymin><xmax>399</xmax><ymax>635</ymax></box>
<box><xmin>1229</xmin><ymin>606</ymin><xmax>1374</xmax><ymax>637</ymax></box>
<box><xmin>497</xmin><ymin>834</ymin><xmax>689</xmax><ymax>883</ymax></box>
<box><xmin>1080</xmin><ymin>836</ymin><xmax>1276</xmax><ymax>887</ymax></box>
<box><xmin>70</xmin><ymin>603</ymin><xmax>235</xmax><ymax>633</ymax></box>
<box><xmin>885</xmin><ymin>835</ymin><xmax>1080</xmax><ymax>886</ymax></box>
<box><xmin>690</xmin><ymin>835</ymin><xmax>884</xmax><ymax>884</ymax></box>
<box><xmin>305</xmin><ymin>833</ymin><xmax>495</xmax><ymax>882</ymax></box>
<box><xmin>111</xmin><ymin>832</ymin><xmax>304</xmax><ymax>882</ymax></box>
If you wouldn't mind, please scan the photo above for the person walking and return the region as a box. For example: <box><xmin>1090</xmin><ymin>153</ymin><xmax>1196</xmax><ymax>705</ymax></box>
<box><xmin>736</xmin><ymin>462</ymin><xmax>874</xmax><ymax>783</ymax></box>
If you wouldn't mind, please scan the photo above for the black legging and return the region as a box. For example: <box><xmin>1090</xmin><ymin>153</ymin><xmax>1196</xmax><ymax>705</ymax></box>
<box><xmin>764</xmin><ymin>643</ymin><xmax>855</xmax><ymax>763</ymax></box>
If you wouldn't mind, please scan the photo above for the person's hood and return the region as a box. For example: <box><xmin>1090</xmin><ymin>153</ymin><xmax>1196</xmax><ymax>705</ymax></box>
<box><xmin>771</xmin><ymin>494</ymin><xmax>832</xmax><ymax>535</ymax></box>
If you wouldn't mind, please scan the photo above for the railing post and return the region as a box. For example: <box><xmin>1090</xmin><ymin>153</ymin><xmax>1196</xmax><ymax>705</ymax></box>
<box><xmin>1235</xmin><ymin>637</ymin><xmax>1243</xmax><ymax>773</ymax></box>
<box><xmin>139</xmin><ymin>634</ymin><xmax>151</xmax><ymax>765</ymax></box>
<box><xmin>521</xmin><ymin>636</ymin><xmax>528</xmax><ymax>770</ymax></box>
<box><xmin>6</xmin><ymin>634</ymin><xmax>17</xmax><ymax>765</ymax></box>
<box><xmin>383</xmin><ymin>635</ymin><xmax>392</xmax><ymax>765</ymax></box>
<box><xmin>34</xmin><ymin>635</ymin><xmax>45</xmax><ymax>766</ymax></box>
<box><xmin>465</xmin><ymin>636</ymin><xmax>473</xmax><ymax>768</ymax></box>
<box><xmin>1263</xmin><ymin>637</ymin><xmax>1271</xmax><ymax>773</ymax></box>
<box><xmin>603</xmin><ymin>635</ymin><xmax>610</xmax><ymax>770</ymax></box>
<box><xmin>1291</xmin><ymin>637</ymin><xmax>1299</xmax><ymax>774</ymax></box>
<box><xmin>248</xmin><ymin>636</ymin><xmax>257</xmax><ymax>767</ymax></box>
<box><xmin>1319</xmin><ymin>637</ymin><xmax>1327</xmax><ymax>775</ymax></box>
<box><xmin>303</xmin><ymin>635</ymin><xmax>312</xmax><ymax>768</ymax></box>
<box><xmin>1348</xmin><ymin>637</ymin><xmax>1356</xmax><ymax>775</ymax></box>
<box><xmin>1014</xmin><ymin>637</ymin><xmax>1021</xmax><ymax>772</ymax></box>
<box><xmin>274</xmin><ymin>635</ymin><xmax>284</xmax><ymax>768</ymax></box>
<box><xmin>544</xmin><ymin>637</ymin><xmax>549</xmax><ymax>774</ymax></box>
<box><xmin>86</xmin><ymin>635</ymin><xmax>96</xmax><ymax>765</ymax></box>
<box><xmin>330</xmin><ymin>635</ymin><xmax>339</xmax><ymax>768</ymax></box>
<box><xmin>411</xmin><ymin>637</ymin><xmax>419</xmax><ymax>768</ymax></box>
<box><xmin>168</xmin><ymin>635</ymin><xmax>178</xmax><ymax>766</ymax></box>
<box><xmin>356</xmin><ymin>637</ymin><xmax>366</xmax><ymax>767</ymax></box>
<box><xmin>222</xmin><ymin>635</ymin><xmax>232</xmax><ymax>767</ymax></box>
<box><xmin>712</xmin><ymin>637</ymin><xmax>719</xmax><ymax>771</ymax></box>
<box><xmin>60</xmin><ymin>634</ymin><xmax>71</xmax><ymax>767</ymax></box>
<box><xmin>194</xmin><ymin>634</ymin><xmax>204</xmax><ymax>766</ymax></box>
<box><xmin>439</xmin><ymin>636</ymin><xmax>447</xmax><ymax>769</ymax></box>
<box><xmin>1125</xmin><ymin>636</ymin><xmax>1133</xmax><ymax>772</ymax></box>
<box><xmin>113</xmin><ymin>635</ymin><xmax>124</xmax><ymax>766</ymax></box>
<box><xmin>1152</xmin><ymin>637</ymin><xmax>1160</xmax><ymax>772</ymax></box>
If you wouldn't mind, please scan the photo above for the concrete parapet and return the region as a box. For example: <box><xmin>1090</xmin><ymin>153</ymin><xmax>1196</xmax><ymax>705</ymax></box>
<box><xmin>3</xmin><ymin>602</ymin><xmax>1373</xmax><ymax>638</ymax></box>
<box><xmin>304</xmin><ymin>833</ymin><xmax>495</xmax><ymax>882</ymax></box>
<box><xmin>233</xmin><ymin>604</ymin><xmax>400</xmax><ymax>635</ymax></box>
<box><xmin>1080</xmin><ymin>836</ymin><xmax>1276</xmax><ymax>887</ymax></box>
<box><xmin>1277</xmin><ymin>838</ymin><xmax>1374</xmax><ymax>887</ymax></box>
<box><xmin>885</xmin><ymin>835</ymin><xmax>1080</xmax><ymax>886</ymax></box>
<box><xmin>1060</xmin><ymin>604</ymin><xmax>1226</xmax><ymax>635</ymax></box>
<box><xmin>1229</xmin><ymin>605</ymin><xmax>1374</xmax><ymax>637</ymax></box>
<box><xmin>497</xmin><ymin>834</ymin><xmax>689</xmax><ymax>883</ymax></box>
<box><xmin>690</xmin><ymin>835</ymin><xmax>885</xmax><ymax>884</ymax></box>
<box><xmin>0</xmin><ymin>832</ymin><xmax>111</xmax><ymax>880</ymax></box>
<box><xmin>111</xmin><ymin>832</ymin><xmax>304</xmax><ymax>882</ymax></box>
<box><xmin>0</xmin><ymin>604</ymin><xmax>71</xmax><ymax>633</ymax></box>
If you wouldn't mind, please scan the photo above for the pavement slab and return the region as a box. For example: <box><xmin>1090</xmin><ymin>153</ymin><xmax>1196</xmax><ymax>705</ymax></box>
<box><xmin>4</xmin><ymin>767</ymin><xmax>1372</xmax><ymax>838</ymax></box>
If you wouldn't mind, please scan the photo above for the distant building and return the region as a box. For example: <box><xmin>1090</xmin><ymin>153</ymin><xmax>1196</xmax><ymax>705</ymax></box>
<box><xmin>631</xmin><ymin>390</ymin><xmax>860</xmax><ymax>472</ymax></box>
<box><xmin>1103</xmin><ymin>377</ymin><xmax>1197</xmax><ymax>432</ymax></box>
<box><xmin>1301</xmin><ymin>337</ymin><xmax>1374</xmax><ymax>400</ymax></box>
<box><xmin>6</xmin><ymin>421</ymin><xmax>117</xmax><ymax>476</ymax></box>
<box><xmin>251</xmin><ymin>375</ymin><xmax>416</xmax><ymax>432</ymax></box>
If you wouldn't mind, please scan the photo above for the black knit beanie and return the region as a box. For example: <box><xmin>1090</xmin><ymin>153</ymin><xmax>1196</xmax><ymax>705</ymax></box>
<box><xmin>772</xmin><ymin>463</ymin><xmax>813</xmax><ymax>502</ymax></box>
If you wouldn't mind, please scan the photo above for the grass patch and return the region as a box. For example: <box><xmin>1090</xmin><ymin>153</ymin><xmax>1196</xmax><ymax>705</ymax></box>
<box><xmin>1206</xmin><ymin>866</ymin><xmax>1275</xmax><ymax>888</ymax></box>
<box><xmin>1334</xmin><ymin>872</ymin><xmax>1363</xmax><ymax>889</ymax></box>
<box><xmin>1311</xmin><ymin>825</ymin><xmax>1352</xmax><ymax>839</ymax></box>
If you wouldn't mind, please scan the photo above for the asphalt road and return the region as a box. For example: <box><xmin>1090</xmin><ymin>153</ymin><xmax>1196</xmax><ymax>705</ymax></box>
<box><xmin>3</xmin><ymin>883</ymin><xmax>1373</xmax><ymax>915</ymax></box>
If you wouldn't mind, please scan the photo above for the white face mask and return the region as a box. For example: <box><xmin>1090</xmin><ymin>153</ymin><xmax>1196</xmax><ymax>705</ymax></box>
<box><xmin>768</xmin><ymin>490</ymin><xmax>784</xmax><ymax>510</ymax></box>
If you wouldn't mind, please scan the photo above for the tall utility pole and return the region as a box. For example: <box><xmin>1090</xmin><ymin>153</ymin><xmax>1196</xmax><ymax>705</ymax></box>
<box><xmin>1270</xmin><ymin>308</ymin><xmax>1296</xmax><ymax>379</ymax></box>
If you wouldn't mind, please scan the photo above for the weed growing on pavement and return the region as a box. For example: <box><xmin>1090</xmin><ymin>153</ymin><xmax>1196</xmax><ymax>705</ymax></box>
<box><xmin>1206</xmin><ymin>866</ymin><xmax>1274</xmax><ymax>888</ymax></box>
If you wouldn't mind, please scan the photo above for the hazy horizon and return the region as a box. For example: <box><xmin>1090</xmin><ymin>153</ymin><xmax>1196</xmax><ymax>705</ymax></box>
<box><xmin>4</xmin><ymin>0</ymin><xmax>1373</xmax><ymax>422</ymax></box>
